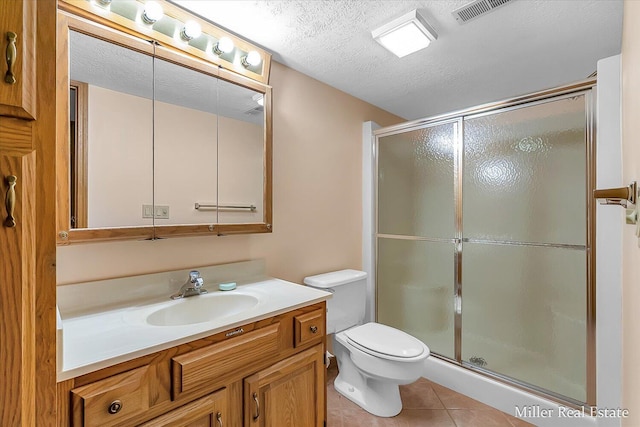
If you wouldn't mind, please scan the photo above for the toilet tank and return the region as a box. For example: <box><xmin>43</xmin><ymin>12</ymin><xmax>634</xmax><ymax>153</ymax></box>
<box><xmin>303</xmin><ymin>269</ymin><xmax>367</xmax><ymax>334</ymax></box>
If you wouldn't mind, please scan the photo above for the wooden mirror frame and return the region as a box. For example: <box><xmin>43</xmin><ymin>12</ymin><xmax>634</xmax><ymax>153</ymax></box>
<box><xmin>56</xmin><ymin>8</ymin><xmax>273</xmax><ymax>244</ymax></box>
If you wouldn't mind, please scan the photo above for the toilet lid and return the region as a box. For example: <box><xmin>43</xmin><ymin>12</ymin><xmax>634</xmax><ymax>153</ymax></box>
<box><xmin>344</xmin><ymin>323</ymin><xmax>425</xmax><ymax>358</ymax></box>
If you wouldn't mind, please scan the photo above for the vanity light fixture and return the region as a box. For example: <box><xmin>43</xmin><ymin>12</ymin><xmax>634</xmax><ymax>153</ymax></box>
<box><xmin>252</xmin><ymin>93</ymin><xmax>264</xmax><ymax>106</ymax></box>
<box><xmin>371</xmin><ymin>9</ymin><xmax>437</xmax><ymax>58</ymax></box>
<box><xmin>180</xmin><ymin>20</ymin><xmax>202</xmax><ymax>41</ymax></box>
<box><xmin>212</xmin><ymin>36</ymin><xmax>234</xmax><ymax>55</ymax></box>
<box><xmin>141</xmin><ymin>1</ymin><xmax>163</xmax><ymax>25</ymax></box>
<box><xmin>241</xmin><ymin>50</ymin><xmax>262</xmax><ymax>68</ymax></box>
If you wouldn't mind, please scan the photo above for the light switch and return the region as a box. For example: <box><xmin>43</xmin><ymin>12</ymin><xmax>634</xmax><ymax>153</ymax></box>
<box><xmin>142</xmin><ymin>204</ymin><xmax>154</xmax><ymax>218</ymax></box>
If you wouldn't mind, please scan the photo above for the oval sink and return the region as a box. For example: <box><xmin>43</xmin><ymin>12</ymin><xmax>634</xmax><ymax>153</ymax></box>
<box><xmin>146</xmin><ymin>293</ymin><xmax>259</xmax><ymax>326</ymax></box>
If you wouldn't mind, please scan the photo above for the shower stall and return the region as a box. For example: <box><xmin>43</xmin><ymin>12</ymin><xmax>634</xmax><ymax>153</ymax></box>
<box><xmin>374</xmin><ymin>80</ymin><xmax>596</xmax><ymax>407</ymax></box>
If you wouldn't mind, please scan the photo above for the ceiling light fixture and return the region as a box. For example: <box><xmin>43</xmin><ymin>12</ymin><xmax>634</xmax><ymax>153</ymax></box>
<box><xmin>241</xmin><ymin>50</ymin><xmax>261</xmax><ymax>68</ymax></box>
<box><xmin>180</xmin><ymin>20</ymin><xmax>202</xmax><ymax>41</ymax></box>
<box><xmin>212</xmin><ymin>36</ymin><xmax>234</xmax><ymax>55</ymax></box>
<box><xmin>371</xmin><ymin>9</ymin><xmax>437</xmax><ymax>58</ymax></box>
<box><xmin>141</xmin><ymin>1</ymin><xmax>163</xmax><ymax>24</ymax></box>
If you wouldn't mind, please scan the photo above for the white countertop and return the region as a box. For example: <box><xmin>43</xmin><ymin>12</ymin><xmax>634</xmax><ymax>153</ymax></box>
<box><xmin>58</xmin><ymin>278</ymin><xmax>331</xmax><ymax>381</ymax></box>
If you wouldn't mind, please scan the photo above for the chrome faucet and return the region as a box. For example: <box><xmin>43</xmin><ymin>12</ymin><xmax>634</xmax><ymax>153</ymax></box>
<box><xmin>171</xmin><ymin>270</ymin><xmax>207</xmax><ymax>299</ymax></box>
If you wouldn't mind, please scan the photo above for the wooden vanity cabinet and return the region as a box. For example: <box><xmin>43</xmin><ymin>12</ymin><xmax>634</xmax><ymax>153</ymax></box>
<box><xmin>57</xmin><ymin>302</ymin><xmax>326</xmax><ymax>427</ymax></box>
<box><xmin>0</xmin><ymin>0</ymin><xmax>36</xmax><ymax>119</ymax></box>
<box><xmin>244</xmin><ymin>345</ymin><xmax>325</xmax><ymax>427</ymax></box>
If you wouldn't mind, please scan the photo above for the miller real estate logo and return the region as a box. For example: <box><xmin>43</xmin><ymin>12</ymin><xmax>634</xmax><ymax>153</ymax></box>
<box><xmin>515</xmin><ymin>405</ymin><xmax>630</xmax><ymax>420</ymax></box>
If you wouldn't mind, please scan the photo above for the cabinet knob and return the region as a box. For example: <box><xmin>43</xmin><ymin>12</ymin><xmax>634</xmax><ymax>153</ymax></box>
<box><xmin>107</xmin><ymin>400</ymin><xmax>123</xmax><ymax>414</ymax></box>
<box><xmin>310</xmin><ymin>325</ymin><xmax>318</xmax><ymax>334</ymax></box>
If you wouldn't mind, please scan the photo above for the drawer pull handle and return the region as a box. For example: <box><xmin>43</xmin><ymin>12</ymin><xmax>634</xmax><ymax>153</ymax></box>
<box><xmin>4</xmin><ymin>175</ymin><xmax>16</xmax><ymax>228</ymax></box>
<box><xmin>107</xmin><ymin>400</ymin><xmax>122</xmax><ymax>414</ymax></box>
<box><xmin>252</xmin><ymin>392</ymin><xmax>260</xmax><ymax>421</ymax></box>
<box><xmin>310</xmin><ymin>325</ymin><xmax>318</xmax><ymax>334</ymax></box>
<box><xmin>5</xmin><ymin>32</ymin><xmax>17</xmax><ymax>85</ymax></box>
<box><xmin>216</xmin><ymin>411</ymin><xmax>223</xmax><ymax>427</ymax></box>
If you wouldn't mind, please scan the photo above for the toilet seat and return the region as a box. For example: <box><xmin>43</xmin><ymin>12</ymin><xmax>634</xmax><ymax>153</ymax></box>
<box><xmin>344</xmin><ymin>322</ymin><xmax>429</xmax><ymax>361</ymax></box>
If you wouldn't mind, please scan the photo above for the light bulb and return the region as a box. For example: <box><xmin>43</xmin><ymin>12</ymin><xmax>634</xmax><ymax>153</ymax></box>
<box><xmin>242</xmin><ymin>50</ymin><xmax>261</xmax><ymax>68</ymax></box>
<box><xmin>180</xmin><ymin>21</ymin><xmax>202</xmax><ymax>41</ymax></box>
<box><xmin>213</xmin><ymin>36</ymin><xmax>234</xmax><ymax>55</ymax></box>
<box><xmin>142</xmin><ymin>1</ymin><xmax>163</xmax><ymax>24</ymax></box>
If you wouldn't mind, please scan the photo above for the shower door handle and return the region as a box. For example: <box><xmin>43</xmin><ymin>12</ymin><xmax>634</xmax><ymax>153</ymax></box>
<box><xmin>593</xmin><ymin>181</ymin><xmax>636</xmax><ymax>208</ymax></box>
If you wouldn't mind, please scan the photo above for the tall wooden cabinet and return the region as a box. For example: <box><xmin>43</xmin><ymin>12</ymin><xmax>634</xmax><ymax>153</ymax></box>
<box><xmin>0</xmin><ymin>0</ymin><xmax>58</xmax><ymax>426</ymax></box>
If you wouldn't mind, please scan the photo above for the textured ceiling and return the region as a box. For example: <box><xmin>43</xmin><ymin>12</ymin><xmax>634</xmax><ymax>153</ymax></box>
<box><xmin>70</xmin><ymin>31</ymin><xmax>264</xmax><ymax>125</ymax></box>
<box><xmin>173</xmin><ymin>0</ymin><xmax>623</xmax><ymax>120</ymax></box>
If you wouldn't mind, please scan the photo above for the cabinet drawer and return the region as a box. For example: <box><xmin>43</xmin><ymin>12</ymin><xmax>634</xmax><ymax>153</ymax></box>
<box><xmin>71</xmin><ymin>365</ymin><xmax>150</xmax><ymax>427</ymax></box>
<box><xmin>172</xmin><ymin>323</ymin><xmax>280</xmax><ymax>399</ymax></box>
<box><xmin>294</xmin><ymin>309</ymin><xmax>325</xmax><ymax>347</ymax></box>
<box><xmin>139</xmin><ymin>388</ymin><xmax>227</xmax><ymax>427</ymax></box>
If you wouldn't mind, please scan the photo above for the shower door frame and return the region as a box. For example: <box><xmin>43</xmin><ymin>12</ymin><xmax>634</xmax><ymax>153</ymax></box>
<box><xmin>373</xmin><ymin>78</ymin><xmax>597</xmax><ymax>408</ymax></box>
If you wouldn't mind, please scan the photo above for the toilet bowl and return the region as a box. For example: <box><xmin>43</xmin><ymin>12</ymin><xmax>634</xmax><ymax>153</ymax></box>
<box><xmin>333</xmin><ymin>322</ymin><xmax>430</xmax><ymax>417</ymax></box>
<box><xmin>303</xmin><ymin>270</ymin><xmax>430</xmax><ymax>417</ymax></box>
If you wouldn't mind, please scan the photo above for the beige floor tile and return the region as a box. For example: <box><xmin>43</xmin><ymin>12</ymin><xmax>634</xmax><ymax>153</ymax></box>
<box><xmin>503</xmin><ymin>412</ymin><xmax>538</xmax><ymax>427</ymax></box>
<box><xmin>431</xmin><ymin>383</ymin><xmax>492</xmax><ymax>410</ymax></box>
<box><xmin>394</xmin><ymin>409</ymin><xmax>457</xmax><ymax>427</ymax></box>
<box><xmin>399</xmin><ymin>378</ymin><xmax>445</xmax><ymax>410</ymax></box>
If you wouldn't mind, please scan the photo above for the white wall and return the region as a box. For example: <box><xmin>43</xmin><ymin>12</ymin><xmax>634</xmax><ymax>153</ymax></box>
<box><xmin>620</xmin><ymin>1</ymin><xmax>640</xmax><ymax>424</ymax></box>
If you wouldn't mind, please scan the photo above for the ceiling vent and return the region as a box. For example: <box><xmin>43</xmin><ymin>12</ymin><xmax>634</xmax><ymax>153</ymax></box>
<box><xmin>452</xmin><ymin>0</ymin><xmax>514</xmax><ymax>24</ymax></box>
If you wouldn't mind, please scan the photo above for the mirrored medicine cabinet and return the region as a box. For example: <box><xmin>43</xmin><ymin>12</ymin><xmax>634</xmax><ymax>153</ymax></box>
<box><xmin>56</xmin><ymin>1</ymin><xmax>273</xmax><ymax>244</ymax></box>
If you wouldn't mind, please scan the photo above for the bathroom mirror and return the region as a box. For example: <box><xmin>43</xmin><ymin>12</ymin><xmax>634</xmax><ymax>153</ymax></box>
<box><xmin>58</xmin><ymin>12</ymin><xmax>272</xmax><ymax>243</ymax></box>
<box><xmin>69</xmin><ymin>30</ymin><xmax>155</xmax><ymax>230</ymax></box>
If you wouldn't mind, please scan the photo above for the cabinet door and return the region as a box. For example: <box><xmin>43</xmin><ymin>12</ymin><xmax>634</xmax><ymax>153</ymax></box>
<box><xmin>139</xmin><ymin>388</ymin><xmax>227</xmax><ymax>427</ymax></box>
<box><xmin>0</xmin><ymin>0</ymin><xmax>36</xmax><ymax>119</ymax></box>
<box><xmin>244</xmin><ymin>345</ymin><xmax>325</xmax><ymax>427</ymax></box>
<box><xmin>0</xmin><ymin>150</ymin><xmax>36</xmax><ymax>425</ymax></box>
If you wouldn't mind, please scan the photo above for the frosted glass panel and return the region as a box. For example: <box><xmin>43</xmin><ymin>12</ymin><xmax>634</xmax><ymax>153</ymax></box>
<box><xmin>461</xmin><ymin>242</ymin><xmax>587</xmax><ymax>402</ymax></box>
<box><xmin>377</xmin><ymin>238</ymin><xmax>455</xmax><ymax>359</ymax></box>
<box><xmin>463</xmin><ymin>96</ymin><xmax>586</xmax><ymax>245</ymax></box>
<box><xmin>378</xmin><ymin>123</ymin><xmax>455</xmax><ymax>239</ymax></box>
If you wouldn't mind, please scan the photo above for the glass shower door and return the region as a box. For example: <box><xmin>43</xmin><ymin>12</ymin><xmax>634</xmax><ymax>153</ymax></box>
<box><xmin>376</xmin><ymin>121</ymin><xmax>458</xmax><ymax>359</ymax></box>
<box><xmin>461</xmin><ymin>94</ymin><xmax>589</xmax><ymax>402</ymax></box>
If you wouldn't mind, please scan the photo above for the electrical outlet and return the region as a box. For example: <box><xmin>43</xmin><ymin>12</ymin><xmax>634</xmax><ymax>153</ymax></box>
<box><xmin>155</xmin><ymin>205</ymin><xmax>170</xmax><ymax>219</ymax></box>
<box><xmin>142</xmin><ymin>204</ymin><xmax>170</xmax><ymax>219</ymax></box>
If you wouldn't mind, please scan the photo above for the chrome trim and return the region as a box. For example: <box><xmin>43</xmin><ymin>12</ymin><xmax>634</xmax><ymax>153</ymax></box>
<box><xmin>376</xmin><ymin>234</ymin><xmax>456</xmax><ymax>243</ymax></box>
<box><xmin>374</xmin><ymin>79</ymin><xmax>597</xmax><ymax>137</ymax></box>
<box><xmin>374</xmin><ymin>79</ymin><xmax>597</xmax><ymax>408</ymax></box>
<box><xmin>586</xmin><ymin>88</ymin><xmax>597</xmax><ymax>406</ymax></box>
<box><xmin>454</xmin><ymin>118</ymin><xmax>463</xmax><ymax>362</ymax></box>
<box><xmin>462</xmin><ymin>238</ymin><xmax>586</xmax><ymax>250</ymax></box>
<box><xmin>463</xmin><ymin>89</ymin><xmax>592</xmax><ymax>121</ymax></box>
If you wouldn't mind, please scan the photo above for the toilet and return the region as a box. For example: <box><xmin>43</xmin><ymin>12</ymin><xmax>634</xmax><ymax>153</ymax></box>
<box><xmin>303</xmin><ymin>269</ymin><xmax>430</xmax><ymax>417</ymax></box>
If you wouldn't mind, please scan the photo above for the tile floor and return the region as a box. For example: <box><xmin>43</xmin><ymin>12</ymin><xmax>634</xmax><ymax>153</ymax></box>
<box><xmin>326</xmin><ymin>364</ymin><xmax>535</xmax><ymax>427</ymax></box>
